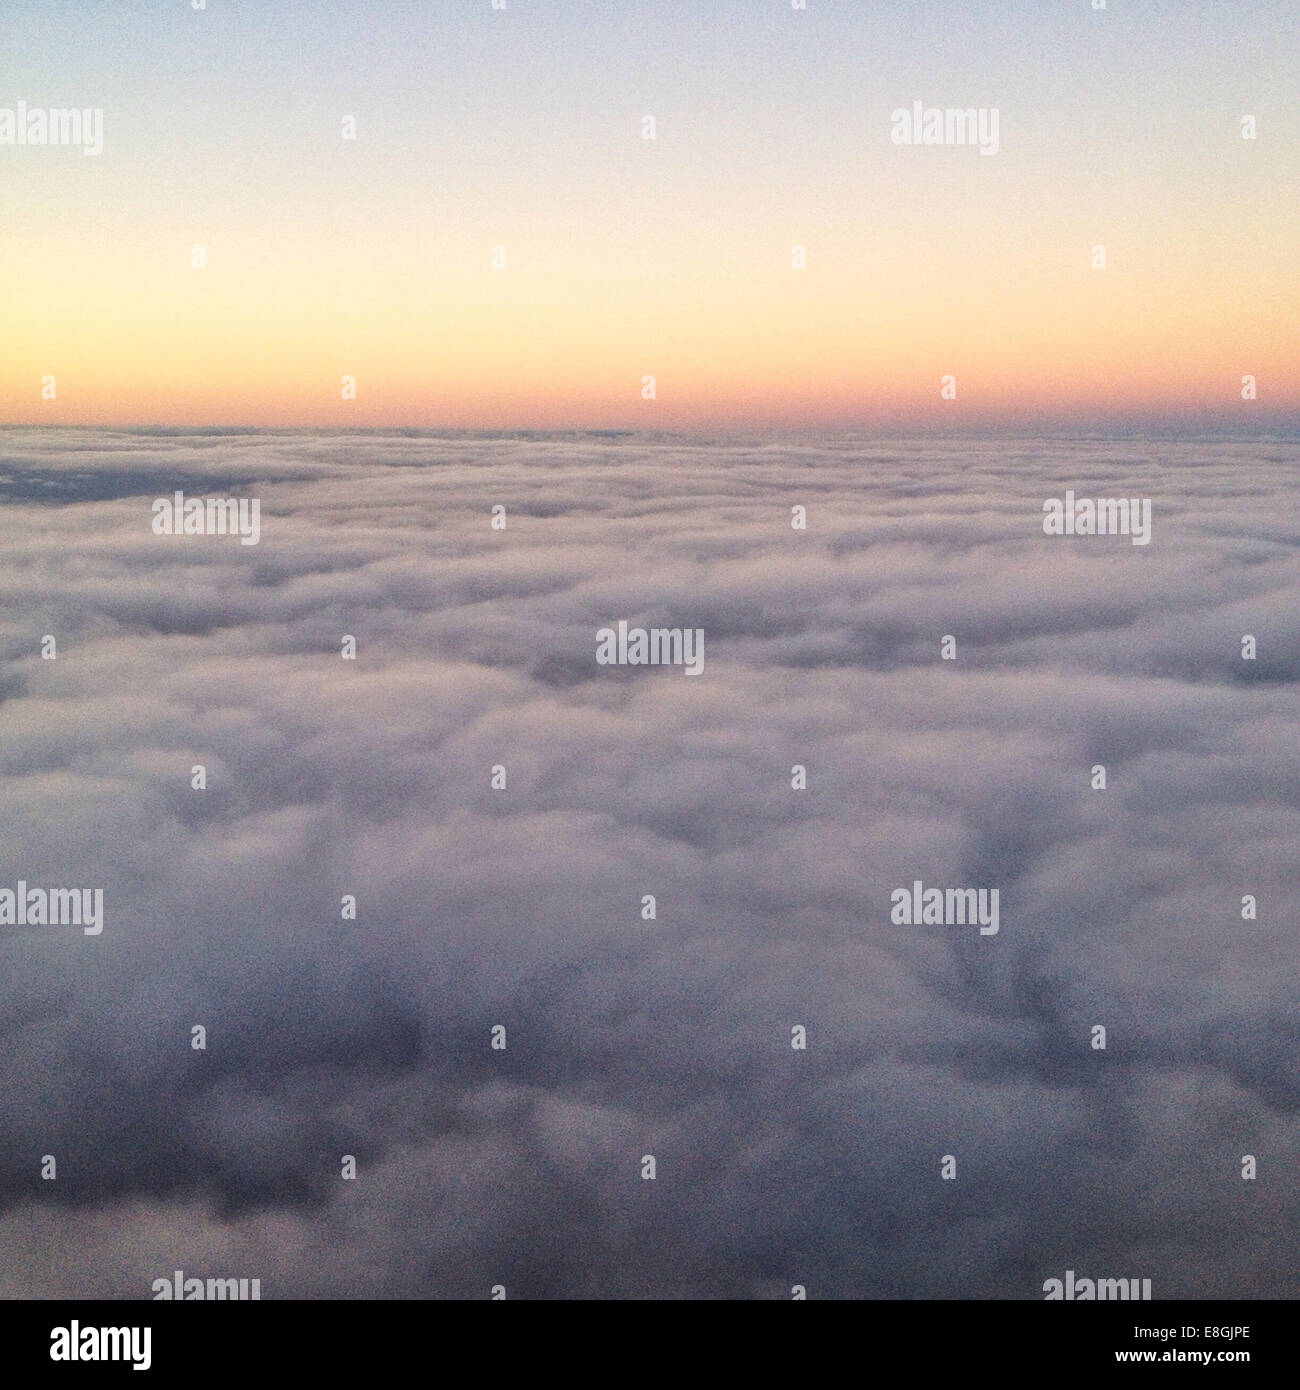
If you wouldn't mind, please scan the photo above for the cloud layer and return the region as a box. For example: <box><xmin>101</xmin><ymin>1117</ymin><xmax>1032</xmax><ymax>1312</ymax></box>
<box><xmin>1</xmin><ymin>428</ymin><xmax>1297</xmax><ymax>1298</ymax></box>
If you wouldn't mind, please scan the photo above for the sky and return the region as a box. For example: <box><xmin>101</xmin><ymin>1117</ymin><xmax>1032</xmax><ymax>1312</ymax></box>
<box><xmin>1</xmin><ymin>0</ymin><xmax>1297</xmax><ymax>430</ymax></box>
<box><xmin>1</xmin><ymin>429</ymin><xmax>1297</xmax><ymax>1297</ymax></box>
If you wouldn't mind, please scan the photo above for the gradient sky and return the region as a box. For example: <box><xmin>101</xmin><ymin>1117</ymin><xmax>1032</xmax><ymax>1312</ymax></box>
<box><xmin>1</xmin><ymin>0</ymin><xmax>1296</xmax><ymax>429</ymax></box>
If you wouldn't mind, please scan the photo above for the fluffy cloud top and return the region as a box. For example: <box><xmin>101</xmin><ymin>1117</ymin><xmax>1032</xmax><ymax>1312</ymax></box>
<box><xmin>0</xmin><ymin>428</ymin><xmax>1296</xmax><ymax>1298</ymax></box>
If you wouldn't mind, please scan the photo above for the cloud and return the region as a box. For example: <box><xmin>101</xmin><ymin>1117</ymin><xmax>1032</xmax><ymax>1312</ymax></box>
<box><xmin>0</xmin><ymin>427</ymin><xmax>1296</xmax><ymax>1298</ymax></box>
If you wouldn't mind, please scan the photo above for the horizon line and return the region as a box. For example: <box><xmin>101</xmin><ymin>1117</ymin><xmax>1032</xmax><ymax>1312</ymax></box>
<box><xmin>4</xmin><ymin>420</ymin><xmax>1299</xmax><ymax>442</ymax></box>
